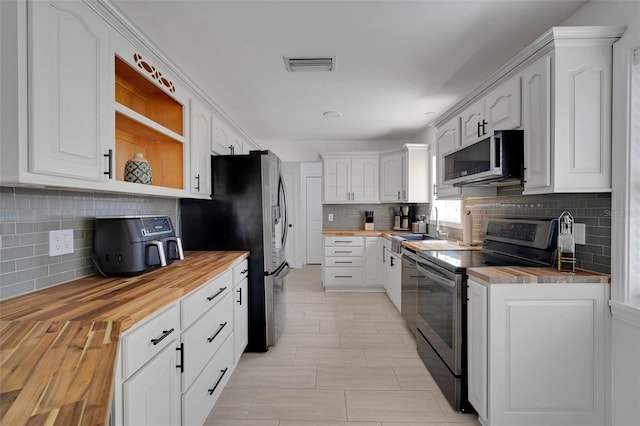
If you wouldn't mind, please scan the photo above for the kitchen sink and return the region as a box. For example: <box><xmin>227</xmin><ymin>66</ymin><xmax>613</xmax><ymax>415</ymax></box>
<box><xmin>392</xmin><ymin>233</ymin><xmax>445</xmax><ymax>241</ymax></box>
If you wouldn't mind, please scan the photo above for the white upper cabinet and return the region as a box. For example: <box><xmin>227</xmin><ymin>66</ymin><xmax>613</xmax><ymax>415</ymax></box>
<box><xmin>460</xmin><ymin>75</ymin><xmax>521</xmax><ymax>146</ymax></box>
<box><xmin>521</xmin><ymin>55</ymin><xmax>551</xmax><ymax>192</ymax></box>
<box><xmin>521</xmin><ymin>27</ymin><xmax>620</xmax><ymax>194</ymax></box>
<box><xmin>380</xmin><ymin>144</ymin><xmax>429</xmax><ymax>203</ymax></box>
<box><xmin>322</xmin><ymin>153</ymin><xmax>379</xmax><ymax>203</ymax></box>
<box><xmin>29</xmin><ymin>0</ymin><xmax>112</xmax><ymax>181</ymax></box>
<box><xmin>434</xmin><ymin>26</ymin><xmax>624</xmax><ymax>198</ymax></box>
<box><xmin>189</xmin><ymin>97</ymin><xmax>212</xmax><ymax>196</ymax></box>
<box><xmin>379</xmin><ymin>151</ymin><xmax>404</xmax><ymax>202</ymax></box>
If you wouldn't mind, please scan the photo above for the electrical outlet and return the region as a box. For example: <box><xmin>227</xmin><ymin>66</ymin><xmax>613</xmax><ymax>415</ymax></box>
<box><xmin>574</xmin><ymin>223</ymin><xmax>586</xmax><ymax>245</ymax></box>
<box><xmin>49</xmin><ymin>229</ymin><xmax>74</xmax><ymax>256</ymax></box>
<box><xmin>328</xmin><ymin>213</ymin><xmax>334</xmax><ymax>222</ymax></box>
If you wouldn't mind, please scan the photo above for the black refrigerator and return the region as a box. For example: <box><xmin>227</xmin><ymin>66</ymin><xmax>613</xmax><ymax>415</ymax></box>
<box><xmin>179</xmin><ymin>150</ymin><xmax>289</xmax><ymax>352</ymax></box>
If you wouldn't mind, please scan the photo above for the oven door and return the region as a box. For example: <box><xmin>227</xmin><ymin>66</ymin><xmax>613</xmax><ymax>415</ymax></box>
<box><xmin>416</xmin><ymin>258</ymin><xmax>463</xmax><ymax>375</ymax></box>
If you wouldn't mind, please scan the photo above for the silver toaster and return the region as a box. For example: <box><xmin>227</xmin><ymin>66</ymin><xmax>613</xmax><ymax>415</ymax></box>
<box><xmin>92</xmin><ymin>215</ymin><xmax>184</xmax><ymax>277</ymax></box>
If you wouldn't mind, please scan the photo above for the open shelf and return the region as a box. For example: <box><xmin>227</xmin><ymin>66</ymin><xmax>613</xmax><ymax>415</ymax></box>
<box><xmin>114</xmin><ymin>55</ymin><xmax>184</xmax><ymax>190</ymax></box>
<box><xmin>115</xmin><ymin>56</ymin><xmax>183</xmax><ymax>135</ymax></box>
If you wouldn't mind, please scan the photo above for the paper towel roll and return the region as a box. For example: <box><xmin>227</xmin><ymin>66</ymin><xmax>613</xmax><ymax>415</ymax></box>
<box><xmin>463</xmin><ymin>211</ymin><xmax>473</xmax><ymax>245</ymax></box>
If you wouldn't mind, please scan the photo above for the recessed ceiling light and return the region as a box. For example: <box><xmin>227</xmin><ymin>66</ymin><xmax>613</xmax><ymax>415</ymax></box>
<box><xmin>323</xmin><ymin>111</ymin><xmax>341</xmax><ymax>118</ymax></box>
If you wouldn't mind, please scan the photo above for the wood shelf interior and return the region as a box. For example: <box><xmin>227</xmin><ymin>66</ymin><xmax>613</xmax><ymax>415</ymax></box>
<box><xmin>115</xmin><ymin>112</ymin><xmax>183</xmax><ymax>190</ymax></box>
<box><xmin>115</xmin><ymin>56</ymin><xmax>183</xmax><ymax>135</ymax></box>
<box><xmin>114</xmin><ymin>55</ymin><xmax>184</xmax><ymax>190</ymax></box>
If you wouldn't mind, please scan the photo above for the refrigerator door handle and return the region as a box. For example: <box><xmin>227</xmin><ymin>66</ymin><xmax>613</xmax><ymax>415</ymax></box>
<box><xmin>278</xmin><ymin>174</ymin><xmax>289</xmax><ymax>253</ymax></box>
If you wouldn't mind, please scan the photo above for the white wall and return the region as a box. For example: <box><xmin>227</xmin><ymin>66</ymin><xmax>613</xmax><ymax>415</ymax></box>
<box><xmin>561</xmin><ymin>0</ymin><xmax>640</xmax><ymax>29</ymax></box>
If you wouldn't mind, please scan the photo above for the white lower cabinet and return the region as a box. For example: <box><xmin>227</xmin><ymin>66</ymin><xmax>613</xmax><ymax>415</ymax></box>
<box><xmin>182</xmin><ymin>334</ymin><xmax>234</xmax><ymax>426</ymax></box>
<box><xmin>324</xmin><ymin>236</ymin><xmax>385</xmax><ymax>291</ymax></box>
<box><xmin>233</xmin><ymin>259</ymin><xmax>249</xmax><ymax>365</ymax></box>
<box><xmin>123</xmin><ymin>341</ymin><xmax>181</xmax><ymax>426</ymax></box>
<box><xmin>385</xmin><ymin>249</ymin><xmax>401</xmax><ymax>311</ymax></box>
<box><xmin>364</xmin><ymin>237</ymin><xmax>383</xmax><ymax>289</ymax></box>
<box><xmin>467</xmin><ymin>279</ymin><xmax>608</xmax><ymax>426</ymax></box>
<box><xmin>115</xmin><ymin>257</ymin><xmax>247</xmax><ymax>426</ymax></box>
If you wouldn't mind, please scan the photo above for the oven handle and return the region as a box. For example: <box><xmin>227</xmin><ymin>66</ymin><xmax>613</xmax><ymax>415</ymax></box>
<box><xmin>417</xmin><ymin>263</ymin><xmax>456</xmax><ymax>289</ymax></box>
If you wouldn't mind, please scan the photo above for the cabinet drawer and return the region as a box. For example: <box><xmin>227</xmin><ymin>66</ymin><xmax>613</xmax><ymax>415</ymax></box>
<box><xmin>324</xmin><ymin>246</ymin><xmax>364</xmax><ymax>257</ymax></box>
<box><xmin>121</xmin><ymin>303</ymin><xmax>180</xmax><ymax>379</ymax></box>
<box><xmin>324</xmin><ymin>267</ymin><xmax>363</xmax><ymax>285</ymax></box>
<box><xmin>182</xmin><ymin>333</ymin><xmax>234</xmax><ymax>426</ymax></box>
<box><xmin>181</xmin><ymin>269</ymin><xmax>232</xmax><ymax>329</ymax></box>
<box><xmin>181</xmin><ymin>291</ymin><xmax>233</xmax><ymax>390</ymax></box>
<box><xmin>324</xmin><ymin>257</ymin><xmax>363</xmax><ymax>267</ymax></box>
<box><xmin>325</xmin><ymin>236</ymin><xmax>364</xmax><ymax>246</ymax></box>
<box><xmin>232</xmin><ymin>258</ymin><xmax>249</xmax><ymax>284</ymax></box>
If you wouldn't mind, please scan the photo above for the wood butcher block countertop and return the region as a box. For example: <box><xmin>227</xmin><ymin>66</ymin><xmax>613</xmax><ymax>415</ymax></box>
<box><xmin>323</xmin><ymin>229</ymin><xmax>480</xmax><ymax>251</ymax></box>
<box><xmin>468</xmin><ymin>266</ymin><xmax>610</xmax><ymax>284</ymax></box>
<box><xmin>0</xmin><ymin>250</ymin><xmax>249</xmax><ymax>426</ymax></box>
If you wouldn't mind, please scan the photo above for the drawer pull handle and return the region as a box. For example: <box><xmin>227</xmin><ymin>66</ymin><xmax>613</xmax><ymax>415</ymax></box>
<box><xmin>208</xmin><ymin>368</ymin><xmax>229</xmax><ymax>395</ymax></box>
<box><xmin>241</xmin><ymin>268</ymin><xmax>248</xmax><ymax>275</ymax></box>
<box><xmin>150</xmin><ymin>328</ymin><xmax>175</xmax><ymax>346</ymax></box>
<box><xmin>237</xmin><ymin>288</ymin><xmax>242</xmax><ymax>305</ymax></box>
<box><xmin>207</xmin><ymin>322</ymin><xmax>228</xmax><ymax>343</ymax></box>
<box><xmin>335</xmin><ymin>250</ymin><xmax>352</xmax><ymax>254</ymax></box>
<box><xmin>334</xmin><ymin>240</ymin><xmax>353</xmax><ymax>243</ymax></box>
<box><xmin>335</xmin><ymin>275</ymin><xmax>353</xmax><ymax>278</ymax></box>
<box><xmin>335</xmin><ymin>261</ymin><xmax>352</xmax><ymax>264</ymax></box>
<box><xmin>207</xmin><ymin>287</ymin><xmax>227</xmax><ymax>301</ymax></box>
<box><xmin>176</xmin><ymin>343</ymin><xmax>184</xmax><ymax>373</ymax></box>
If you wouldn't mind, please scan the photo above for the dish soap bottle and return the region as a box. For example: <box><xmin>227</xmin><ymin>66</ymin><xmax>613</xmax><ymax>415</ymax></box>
<box><xmin>557</xmin><ymin>211</ymin><xmax>575</xmax><ymax>273</ymax></box>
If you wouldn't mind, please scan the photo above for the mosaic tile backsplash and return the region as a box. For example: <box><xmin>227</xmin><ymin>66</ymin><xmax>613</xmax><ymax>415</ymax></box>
<box><xmin>0</xmin><ymin>186</ymin><xmax>177</xmax><ymax>300</ymax></box>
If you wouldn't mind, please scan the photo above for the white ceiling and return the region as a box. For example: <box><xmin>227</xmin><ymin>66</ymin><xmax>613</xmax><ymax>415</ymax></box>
<box><xmin>111</xmin><ymin>0</ymin><xmax>588</xmax><ymax>147</ymax></box>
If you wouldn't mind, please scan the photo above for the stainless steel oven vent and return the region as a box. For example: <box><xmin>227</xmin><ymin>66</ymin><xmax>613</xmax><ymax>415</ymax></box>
<box><xmin>283</xmin><ymin>56</ymin><xmax>335</xmax><ymax>72</ymax></box>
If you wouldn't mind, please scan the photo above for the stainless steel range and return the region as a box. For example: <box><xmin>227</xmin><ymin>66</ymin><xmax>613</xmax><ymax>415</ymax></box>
<box><xmin>407</xmin><ymin>218</ymin><xmax>558</xmax><ymax>412</ymax></box>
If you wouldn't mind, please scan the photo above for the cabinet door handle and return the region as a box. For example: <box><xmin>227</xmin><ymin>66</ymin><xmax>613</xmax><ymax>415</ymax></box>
<box><xmin>403</xmin><ymin>190</ymin><xmax>406</xmax><ymax>199</ymax></box>
<box><xmin>521</xmin><ymin>165</ymin><xmax>527</xmax><ymax>185</ymax></box>
<box><xmin>477</xmin><ymin>121</ymin><xmax>482</xmax><ymax>138</ymax></box>
<box><xmin>390</xmin><ymin>257</ymin><xmax>395</xmax><ymax>267</ymax></box>
<box><xmin>208</xmin><ymin>368</ymin><xmax>229</xmax><ymax>395</ymax></box>
<box><xmin>104</xmin><ymin>149</ymin><xmax>113</xmax><ymax>178</ymax></box>
<box><xmin>150</xmin><ymin>328</ymin><xmax>175</xmax><ymax>346</ymax></box>
<box><xmin>176</xmin><ymin>343</ymin><xmax>184</xmax><ymax>373</ymax></box>
<box><xmin>207</xmin><ymin>287</ymin><xmax>227</xmax><ymax>301</ymax></box>
<box><xmin>433</xmin><ymin>183</ymin><xmax>437</xmax><ymax>197</ymax></box>
<box><xmin>398</xmin><ymin>191</ymin><xmax>401</xmax><ymax>200</ymax></box>
<box><xmin>207</xmin><ymin>322</ymin><xmax>228</xmax><ymax>343</ymax></box>
<box><xmin>382</xmin><ymin>246</ymin><xmax>386</xmax><ymax>263</ymax></box>
<box><xmin>237</xmin><ymin>287</ymin><xmax>242</xmax><ymax>305</ymax></box>
<box><xmin>195</xmin><ymin>174</ymin><xmax>200</xmax><ymax>191</ymax></box>
<box><xmin>481</xmin><ymin>120</ymin><xmax>488</xmax><ymax>136</ymax></box>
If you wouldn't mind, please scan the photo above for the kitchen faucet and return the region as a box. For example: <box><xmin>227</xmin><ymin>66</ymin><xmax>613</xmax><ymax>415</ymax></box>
<box><xmin>429</xmin><ymin>206</ymin><xmax>440</xmax><ymax>238</ymax></box>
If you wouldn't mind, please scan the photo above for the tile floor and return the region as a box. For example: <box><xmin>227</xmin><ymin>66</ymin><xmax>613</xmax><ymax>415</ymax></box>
<box><xmin>205</xmin><ymin>265</ymin><xmax>481</xmax><ymax>426</ymax></box>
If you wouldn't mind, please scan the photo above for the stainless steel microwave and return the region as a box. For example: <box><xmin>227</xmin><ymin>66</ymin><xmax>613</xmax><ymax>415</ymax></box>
<box><xmin>443</xmin><ymin>129</ymin><xmax>524</xmax><ymax>186</ymax></box>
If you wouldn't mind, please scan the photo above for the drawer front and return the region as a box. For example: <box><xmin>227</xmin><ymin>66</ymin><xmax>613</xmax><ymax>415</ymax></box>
<box><xmin>182</xmin><ymin>333</ymin><xmax>234</xmax><ymax>426</ymax></box>
<box><xmin>324</xmin><ymin>267</ymin><xmax>363</xmax><ymax>286</ymax></box>
<box><xmin>325</xmin><ymin>236</ymin><xmax>364</xmax><ymax>247</ymax></box>
<box><xmin>121</xmin><ymin>303</ymin><xmax>180</xmax><ymax>379</ymax></box>
<box><xmin>232</xmin><ymin>258</ymin><xmax>249</xmax><ymax>284</ymax></box>
<box><xmin>324</xmin><ymin>257</ymin><xmax>363</xmax><ymax>267</ymax></box>
<box><xmin>181</xmin><ymin>291</ymin><xmax>233</xmax><ymax>390</ymax></box>
<box><xmin>181</xmin><ymin>269</ymin><xmax>232</xmax><ymax>329</ymax></box>
<box><xmin>324</xmin><ymin>246</ymin><xmax>364</xmax><ymax>257</ymax></box>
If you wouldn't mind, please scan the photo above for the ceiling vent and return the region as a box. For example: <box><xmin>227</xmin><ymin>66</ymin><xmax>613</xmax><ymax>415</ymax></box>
<box><xmin>283</xmin><ymin>56</ymin><xmax>335</xmax><ymax>72</ymax></box>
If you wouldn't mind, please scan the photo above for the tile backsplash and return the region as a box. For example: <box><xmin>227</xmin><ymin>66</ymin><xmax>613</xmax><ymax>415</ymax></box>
<box><xmin>0</xmin><ymin>186</ymin><xmax>177</xmax><ymax>300</ymax></box>
<box><xmin>462</xmin><ymin>191</ymin><xmax>611</xmax><ymax>274</ymax></box>
<box><xmin>323</xmin><ymin>203</ymin><xmax>430</xmax><ymax>230</ymax></box>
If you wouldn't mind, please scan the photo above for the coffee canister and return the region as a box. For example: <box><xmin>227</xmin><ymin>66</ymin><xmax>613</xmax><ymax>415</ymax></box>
<box><xmin>124</xmin><ymin>153</ymin><xmax>153</xmax><ymax>184</ymax></box>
